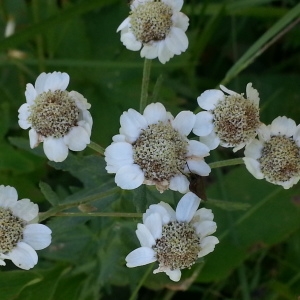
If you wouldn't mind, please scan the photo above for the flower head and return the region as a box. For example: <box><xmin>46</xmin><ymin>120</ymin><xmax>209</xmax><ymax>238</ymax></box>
<box><xmin>0</xmin><ymin>185</ymin><xmax>52</xmax><ymax>270</ymax></box>
<box><xmin>243</xmin><ymin>116</ymin><xmax>300</xmax><ymax>189</ymax></box>
<box><xmin>105</xmin><ymin>103</ymin><xmax>211</xmax><ymax>193</ymax></box>
<box><xmin>117</xmin><ymin>0</ymin><xmax>189</xmax><ymax>64</ymax></box>
<box><xmin>125</xmin><ymin>192</ymin><xmax>219</xmax><ymax>281</ymax></box>
<box><xmin>18</xmin><ymin>72</ymin><xmax>93</xmax><ymax>162</ymax></box>
<box><xmin>194</xmin><ymin>83</ymin><xmax>261</xmax><ymax>152</ymax></box>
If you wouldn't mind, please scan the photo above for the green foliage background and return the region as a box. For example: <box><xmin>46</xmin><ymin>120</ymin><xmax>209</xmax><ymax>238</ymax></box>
<box><xmin>0</xmin><ymin>0</ymin><xmax>300</xmax><ymax>299</ymax></box>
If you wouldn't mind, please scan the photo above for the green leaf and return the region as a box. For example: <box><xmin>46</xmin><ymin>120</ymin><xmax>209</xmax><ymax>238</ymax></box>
<box><xmin>198</xmin><ymin>166</ymin><xmax>300</xmax><ymax>282</ymax></box>
<box><xmin>221</xmin><ymin>2</ymin><xmax>300</xmax><ymax>84</ymax></box>
<box><xmin>0</xmin><ymin>270</ymin><xmax>41</xmax><ymax>300</ymax></box>
<box><xmin>39</xmin><ymin>182</ymin><xmax>60</xmax><ymax>206</ymax></box>
<box><xmin>18</xmin><ymin>266</ymin><xmax>70</xmax><ymax>300</ymax></box>
<box><xmin>0</xmin><ymin>0</ymin><xmax>119</xmax><ymax>52</ymax></box>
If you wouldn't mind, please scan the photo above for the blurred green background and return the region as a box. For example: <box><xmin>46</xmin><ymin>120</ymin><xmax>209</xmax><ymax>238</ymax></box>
<box><xmin>0</xmin><ymin>0</ymin><xmax>300</xmax><ymax>299</ymax></box>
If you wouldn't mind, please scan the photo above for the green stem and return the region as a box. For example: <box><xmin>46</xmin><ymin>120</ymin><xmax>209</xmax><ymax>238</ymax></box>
<box><xmin>38</xmin><ymin>187</ymin><xmax>119</xmax><ymax>222</ymax></box>
<box><xmin>53</xmin><ymin>212</ymin><xmax>142</xmax><ymax>218</ymax></box>
<box><xmin>129</xmin><ymin>264</ymin><xmax>153</xmax><ymax>300</ymax></box>
<box><xmin>88</xmin><ymin>141</ymin><xmax>105</xmax><ymax>156</ymax></box>
<box><xmin>209</xmin><ymin>158</ymin><xmax>244</xmax><ymax>169</ymax></box>
<box><xmin>139</xmin><ymin>58</ymin><xmax>152</xmax><ymax>113</ymax></box>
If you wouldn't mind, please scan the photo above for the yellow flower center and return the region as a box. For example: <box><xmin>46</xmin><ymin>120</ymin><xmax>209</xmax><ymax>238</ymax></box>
<box><xmin>130</xmin><ymin>1</ymin><xmax>173</xmax><ymax>43</ymax></box>
<box><xmin>0</xmin><ymin>207</ymin><xmax>24</xmax><ymax>253</ymax></box>
<box><xmin>28</xmin><ymin>90</ymin><xmax>79</xmax><ymax>138</ymax></box>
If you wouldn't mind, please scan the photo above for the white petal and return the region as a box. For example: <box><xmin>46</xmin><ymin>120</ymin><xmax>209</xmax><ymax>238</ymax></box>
<box><xmin>141</xmin><ymin>43</ymin><xmax>159</xmax><ymax>59</ymax></box>
<box><xmin>126</xmin><ymin>247</ymin><xmax>156</xmax><ymax>268</ymax></box>
<box><xmin>158</xmin><ymin>202</ymin><xmax>176</xmax><ymax>221</ymax></box>
<box><xmin>158</xmin><ymin>41</ymin><xmax>174</xmax><ymax>64</ymax></box>
<box><xmin>0</xmin><ymin>259</ymin><xmax>6</xmax><ymax>266</ymax></box>
<box><xmin>169</xmin><ymin>174</ymin><xmax>189</xmax><ymax>193</ymax></box>
<box><xmin>34</xmin><ymin>72</ymin><xmax>47</xmax><ymax>94</ymax></box>
<box><xmin>8</xmin><ymin>242</ymin><xmax>38</xmax><ymax>270</ymax></box>
<box><xmin>0</xmin><ymin>185</ymin><xmax>18</xmax><ymax>208</ymax></box>
<box><xmin>115</xmin><ymin>164</ymin><xmax>144</xmax><ymax>189</ymax></box>
<box><xmin>172</xmin><ymin>12</ymin><xmax>189</xmax><ymax>31</ymax></box>
<box><xmin>117</xmin><ymin>17</ymin><xmax>130</xmax><ymax>32</ymax></box>
<box><xmin>105</xmin><ymin>142</ymin><xmax>134</xmax><ymax>173</ymax></box>
<box><xmin>193</xmin><ymin>208</ymin><xmax>214</xmax><ymax>222</ymax></box>
<box><xmin>29</xmin><ymin>128</ymin><xmax>41</xmax><ymax>148</ymax></box>
<box><xmin>69</xmin><ymin>91</ymin><xmax>91</xmax><ymax>110</ymax></box>
<box><xmin>136</xmin><ymin>223</ymin><xmax>156</xmax><ymax>247</ymax></box>
<box><xmin>187</xmin><ymin>140</ymin><xmax>210</xmax><ymax>158</ymax></box>
<box><xmin>246</xmin><ymin>82</ymin><xmax>260</xmax><ymax>107</ymax></box>
<box><xmin>198</xmin><ymin>236</ymin><xmax>219</xmax><ymax>258</ymax></box>
<box><xmin>200</xmin><ymin>131</ymin><xmax>220</xmax><ymax>150</ymax></box>
<box><xmin>244</xmin><ymin>139</ymin><xmax>263</xmax><ymax>159</ymax></box>
<box><xmin>112</xmin><ymin>134</ymin><xmax>126</xmax><ymax>143</ymax></box>
<box><xmin>193</xmin><ymin>111</ymin><xmax>214</xmax><ymax>137</ymax></box>
<box><xmin>64</xmin><ymin>126</ymin><xmax>90</xmax><ymax>151</ymax></box>
<box><xmin>44</xmin><ymin>72</ymin><xmax>69</xmax><ymax>92</ymax></box>
<box><xmin>43</xmin><ymin>137</ymin><xmax>69</xmax><ymax>162</ymax></box>
<box><xmin>23</xmin><ymin>224</ymin><xmax>52</xmax><ymax>250</ymax></box>
<box><xmin>24</xmin><ymin>83</ymin><xmax>37</xmax><ymax>104</ymax></box>
<box><xmin>143</xmin><ymin>203</ymin><xmax>172</xmax><ymax>225</ymax></box>
<box><xmin>185</xmin><ymin>159</ymin><xmax>211</xmax><ymax>176</ymax></box>
<box><xmin>77</xmin><ymin>119</ymin><xmax>92</xmax><ymax>137</ymax></box>
<box><xmin>144</xmin><ymin>212</ymin><xmax>162</xmax><ymax>240</ymax></box>
<box><xmin>197</xmin><ymin>90</ymin><xmax>224</xmax><ymax>110</ymax></box>
<box><xmin>120</xmin><ymin>109</ymin><xmax>147</xmax><ymax>143</ymax></box>
<box><xmin>18</xmin><ymin>104</ymin><xmax>31</xmax><ymax>129</ymax></box>
<box><xmin>166</xmin><ymin>27</ymin><xmax>188</xmax><ymax>53</ymax></box>
<box><xmin>195</xmin><ymin>220</ymin><xmax>217</xmax><ymax>237</ymax></box>
<box><xmin>171</xmin><ymin>111</ymin><xmax>195</xmax><ymax>135</ymax></box>
<box><xmin>11</xmin><ymin>199</ymin><xmax>38</xmax><ymax>222</ymax></box>
<box><xmin>143</xmin><ymin>102</ymin><xmax>169</xmax><ymax>125</ymax></box>
<box><xmin>165</xmin><ymin>268</ymin><xmax>181</xmax><ymax>282</ymax></box>
<box><xmin>121</xmin><ymin>31</ymin><xmax>142</xmax><ymax>51</ymax></box>
<box><xmin>165</xmin><ymin>32</ymin><xmax>182</xmax><ymax>55</ymax></box>
<box><xmin>257</xmin><ymin>123</ymin><xmax>270</xmax><ymax>141</ymax></box>
<box><xmin>163</xmin><ymin>0</ymin><xmax>183</xmax><ymax>11</ymax></box>
<box><xmin>219</xmin><ymin>85</ymin><xmax>238</xmax><ymax>96</ymax></box>
<box><xmin>270</xmin><ymin>116</ymin><xmax>296</xmax><ymax>137</ymax></box>
<box><xmin>243</xmin><ymin>157</ymin><xmax>264</xmax><ymax>179</ymax></box>
<box><xmin>233</xmin><ymin>142</ymin><xmax>247</xmax><ymax>153</ymax></box>
<box><xmin>176</xmin><ymin>192</ymin><xmax>200</xmax><ymax>223</ymax></box>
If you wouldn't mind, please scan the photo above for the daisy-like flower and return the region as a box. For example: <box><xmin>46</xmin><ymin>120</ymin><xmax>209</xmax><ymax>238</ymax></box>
<box><xmin>18</xmin><ymin>72</ymin><xmax>93</xmax><ymax>162</ymax></box>
<box><xmin>0</xmin><ymin>185</ymin><xmax>52</xmax><ymax>270</ymax></box>
<box><xmin>105</xmin><ymin>102</ymin><xmax>211</xmax><ymax>193</ymax></box>
<box><xmin>243</xmin><ymin>116</ymin><xmax>300</xmax><ymax>189</ymax></box>
<box><xmin>193</xmin><ymin>83</ymin><xmax>261</xmax><ymax>152</ymax></box>
<box><xmin>125</xmin><ymin>192</ymin><xmax>219</xmax><ymax>282</ymax></box>
<box><xmin>117</xmin><ymin>0</ymin><xmax>189</xmax><ymax>64</ymax></box>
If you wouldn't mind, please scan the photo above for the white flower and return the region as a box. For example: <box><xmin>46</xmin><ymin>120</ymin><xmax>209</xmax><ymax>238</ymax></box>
<box><xmin>117</xmin><ymin>0</ymin><xmax>189</xmax><ymax>64</ymax></box>
<box><xmin>0</xmin><ymin>185</ymin><xmax>52</xmax><ymax>270</ymax></box>
<box><xmin>18</xmin><ymin>72</ymin><xmax>93</xmax><ymax>162</ymax></box>
<box><xmin>105</xmin><ymin>102</ymin><xmax>211</xmax><ymax>193</ymax></box>
<box><xmin>125</xmin><ymin>192</ymin><xmax>219</xmax><ymax>281</ymax></box>
<box><xmin>194</xmin><ymin>83</ymin><xmax>261</xmax><ymax>152</ymax></box>
<box><xmin>243</xmin><ymin>116</ymin><xmax>300</xmax><ymax>189</ymax></box>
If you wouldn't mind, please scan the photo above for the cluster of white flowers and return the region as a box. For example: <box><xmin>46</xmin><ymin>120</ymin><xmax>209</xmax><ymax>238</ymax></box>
<box><xmin>7</xmin><ymin>0</ymin><xmax>298</xmax><ymax>284</ymax></box>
